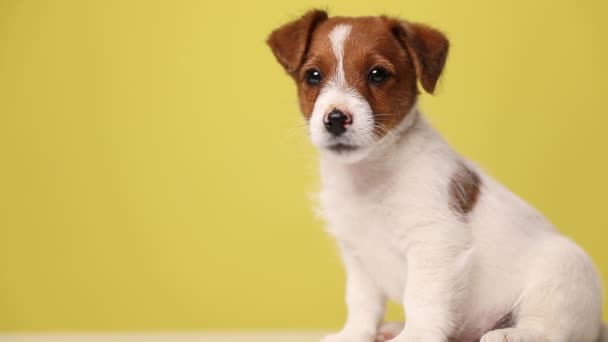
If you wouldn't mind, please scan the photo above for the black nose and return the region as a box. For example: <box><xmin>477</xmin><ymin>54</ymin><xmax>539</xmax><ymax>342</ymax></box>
<box><xmin>324</xmin><ymin>109</ymin><xmax>350</xmax><ymax>136</ymax></box>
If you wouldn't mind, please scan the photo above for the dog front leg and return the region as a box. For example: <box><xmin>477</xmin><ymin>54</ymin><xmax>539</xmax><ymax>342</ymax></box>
<box><xmin>322</xmin><ymin>245</ymin><xmax>386</xmax><ymax>342</ymax></box>
<box><xmin>393</xmin><ymin>232</ymin><xmax>472</xmax><ymax>342</ymax></box>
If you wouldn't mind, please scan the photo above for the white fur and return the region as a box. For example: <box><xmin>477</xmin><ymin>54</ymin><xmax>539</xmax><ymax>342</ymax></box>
<box><xmin>329</xmin><ymin>24</ymin><xmax>351</xmax><ymax>89</ymax></box>
<box><xmin>318</xmin><ymin>110</ymin><xmax>604</xmax><ymax>342</ymax></box>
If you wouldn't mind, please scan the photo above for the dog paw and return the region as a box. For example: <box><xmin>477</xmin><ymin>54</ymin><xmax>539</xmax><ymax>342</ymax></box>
<box><xmin>480</xmin><ymin>328</ymin><xmax>528</xmax><ymax>342</ymax></box>
<box><xmin>387</xmin><ymin>332</ymin><xmax>445</xmax><ymax>342</ymax></box>
<box><xmin>321</xmin><ymin>331</ymin><xmax>375</xmax><ymax>342</ymax></box>
<box><xmin>376</xmin><ymin>322</ymin><xmax>404</xmax><ymax>341</ymax></box>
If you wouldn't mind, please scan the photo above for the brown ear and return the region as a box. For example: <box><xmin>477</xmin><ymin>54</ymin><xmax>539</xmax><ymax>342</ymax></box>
<box><xmin>267</xmin><ymin>10</ymin><xmax>328</xmax><ymax>74</ymax></box>
<box><xmin>390</xmin><ymin>21</ymin><xmax>449</xmax><ymax>93</ymax></box>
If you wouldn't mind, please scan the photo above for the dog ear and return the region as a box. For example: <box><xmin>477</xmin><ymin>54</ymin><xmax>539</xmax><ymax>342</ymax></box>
<box><xmin>267</xmin><ymin>9</ymin><xmax>328</xmax><ymax>74</ymax></box>
<box><xmin>390</xmin><ymin>20</ymin><xmax>449</xmax><ymax>94</ymax></box>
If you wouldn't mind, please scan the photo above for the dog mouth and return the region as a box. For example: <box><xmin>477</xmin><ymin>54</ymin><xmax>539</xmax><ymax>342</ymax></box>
<box><xmin>327</xmin><ymin>143</ymin><xmax>359</xmax><ymax>153</ymax></box>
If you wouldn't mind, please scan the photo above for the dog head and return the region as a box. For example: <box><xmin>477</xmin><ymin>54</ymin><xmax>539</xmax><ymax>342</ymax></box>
<box><xmin>267</xmin><ymin>10</ymin><xmax>449</xmax><ymax>162</ymax></box>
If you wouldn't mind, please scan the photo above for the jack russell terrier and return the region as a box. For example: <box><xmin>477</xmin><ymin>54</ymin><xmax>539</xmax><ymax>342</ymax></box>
<box><xmin>267</xmin><ymin>10</ymin><xmax>606</xmax><ymax>342</ymax></box>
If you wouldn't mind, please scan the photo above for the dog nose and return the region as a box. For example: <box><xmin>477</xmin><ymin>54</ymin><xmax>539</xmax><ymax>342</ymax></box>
<box><xmin>324</xmin><ymin>109</ymin><xmax>352</xmax><ymax>136</ymax></box>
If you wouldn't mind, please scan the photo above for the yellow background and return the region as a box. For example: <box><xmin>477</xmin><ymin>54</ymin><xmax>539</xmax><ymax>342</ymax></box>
<box><xmin>0</xmin><ymin>0</ymin><xmax>607</xmax><ymax>332</ymax></box>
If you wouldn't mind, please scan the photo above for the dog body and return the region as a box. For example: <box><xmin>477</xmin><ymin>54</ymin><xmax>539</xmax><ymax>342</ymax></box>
<box><xmin>320</xmin><ymin>112</ymin><xmax>602</xmax><ymax>342</ymax></box>
<box><xmin>268</xmin><ymin>11</ymin><xmax>605</xmax><ymax>342</ymax></box>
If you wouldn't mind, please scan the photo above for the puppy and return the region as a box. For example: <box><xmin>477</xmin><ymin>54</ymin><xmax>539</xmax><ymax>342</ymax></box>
<box><xmin>267</xmin><ymin>10</ymin><xmax>606</xmax><ymax>342</ymax></box>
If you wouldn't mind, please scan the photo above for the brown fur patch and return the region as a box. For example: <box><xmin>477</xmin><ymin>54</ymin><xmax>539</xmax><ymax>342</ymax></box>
<box><xmin>342</xmin><ymin>17</ymin><xmax>419</xmax><ymax>133</ymax></box>
<box><xmin>449</xmin><ymin>163</ymin><xmax>481</xmax><ymax>216</ymax></box>
<box><xmin>266</xmin><ymin>10</ymin><xmax>328</xmax><ymax>74</ymax></box>
<box><xmin>390</xmin><ymin>20</ymin><xmax>450</xmax><ymax>94</ymax></box>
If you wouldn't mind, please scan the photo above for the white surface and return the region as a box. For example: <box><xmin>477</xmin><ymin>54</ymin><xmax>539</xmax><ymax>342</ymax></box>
<box><xmin>0</xmin><ymin>332</ymin><xmax>326</xmax><ymax>341</ymax></box>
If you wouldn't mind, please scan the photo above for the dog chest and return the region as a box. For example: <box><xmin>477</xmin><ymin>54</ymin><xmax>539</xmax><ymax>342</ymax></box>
<box><xmin>321</xmin><ymin>190</ymin><xmax>408</xmax><ymax>301</ymax></box>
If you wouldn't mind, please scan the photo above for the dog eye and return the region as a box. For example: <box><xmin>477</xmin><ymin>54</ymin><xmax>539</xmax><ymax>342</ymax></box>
<box><xmin>305</xmin><ymin>69</ymin><xmax>322</xmax><ymax>85</ymax></box>
<box><xmin>368</xmin><ymin>67</ymin><xmax>389</xmax><ymax>84</ymax></box>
